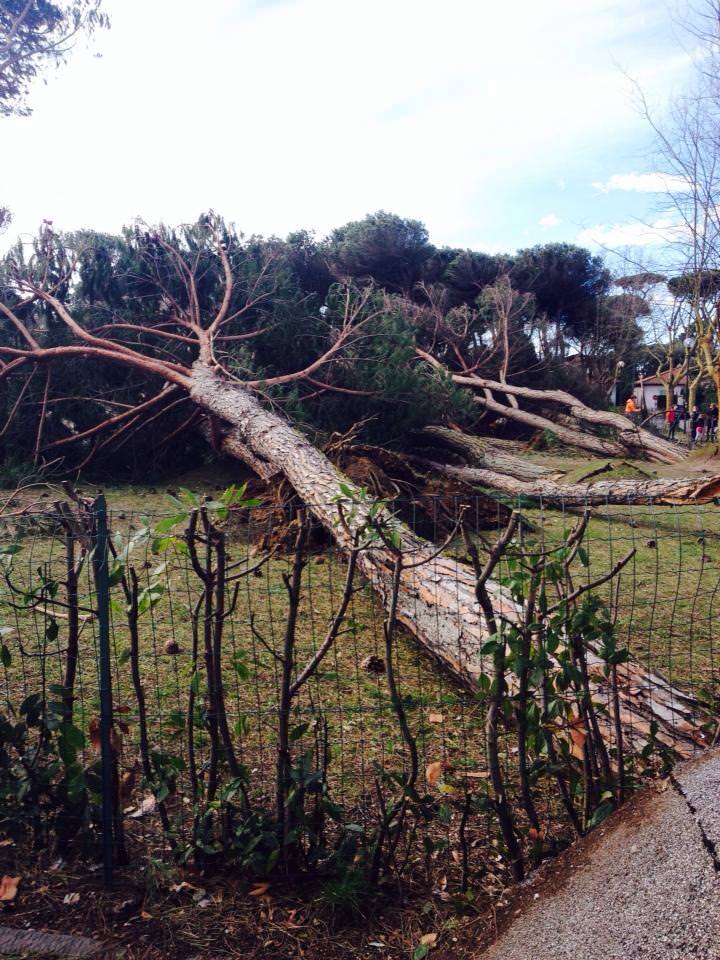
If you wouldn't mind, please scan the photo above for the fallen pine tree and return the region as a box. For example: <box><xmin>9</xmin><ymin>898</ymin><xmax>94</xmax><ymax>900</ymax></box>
<box><xmin>417</xmin><ymin>424</ymin><xmax>560</xmax><ymax>481</ymax></box>
<box><xmin>0</xmin><ymin>220</ymin><xmax>711</xmax><ymax>768</ymax></box>
<box><xmin>419</xmin><ymin>458</ymin><xmax>720</xmax><ymax>506</ymax></box>
<box><xmin>415</xmin><ymin>348</ymin><xmax>682</xmax><ymax>464</ymax></box>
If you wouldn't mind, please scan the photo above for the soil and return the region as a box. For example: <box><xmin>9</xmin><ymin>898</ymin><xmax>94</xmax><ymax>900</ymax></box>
<box><xmin>0</xmin><ymin>845</ymin><xmax>502</xmax><ymax>959</ymax></box>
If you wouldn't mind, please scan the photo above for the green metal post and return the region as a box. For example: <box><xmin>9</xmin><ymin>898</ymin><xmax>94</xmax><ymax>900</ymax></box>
<box><xmin>92</xmin><ymin>494</ymin><xmax>114</xmax><ymax>888</ymax></box>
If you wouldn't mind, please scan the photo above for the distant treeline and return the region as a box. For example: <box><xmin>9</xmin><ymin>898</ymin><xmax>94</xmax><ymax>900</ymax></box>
<box><xmin>0</xmin><ymin>211</ymin><xmax>645</xmax><ymax>481</ymax></box>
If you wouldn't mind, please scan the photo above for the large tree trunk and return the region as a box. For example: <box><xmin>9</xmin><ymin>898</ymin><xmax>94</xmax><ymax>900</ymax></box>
<box><xmin>418</xmin><ymin>425</ymin><xmax>559</xmax><ymax>481</ymax></box>
<box><xmin>423</xmin><ymin>459</ymin><xmax>720</xmax><ymax>506</ymax></box>
<box><xmin>190</xmin><ymin>363</ymin><xmax>711</xmax><ymax>758</ymax></box>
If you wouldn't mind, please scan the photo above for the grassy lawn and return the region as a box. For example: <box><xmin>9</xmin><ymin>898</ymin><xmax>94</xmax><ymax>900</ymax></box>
<box><xmin>1</xmin><ymin>456</ymin><xmax>718</xmax><ymax>862</ymax></box>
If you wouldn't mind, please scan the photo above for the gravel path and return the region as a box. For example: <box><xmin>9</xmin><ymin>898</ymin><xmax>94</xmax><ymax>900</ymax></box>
<box><xmin>479</xmin><ymin>750</ymin><xmax>720</xmax><ymax>960</ymax></box>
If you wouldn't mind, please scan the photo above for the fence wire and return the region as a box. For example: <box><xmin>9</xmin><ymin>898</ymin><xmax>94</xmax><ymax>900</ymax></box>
<box><xmin>0</xmin><ymin>490</ymin><xmax>717</xmax><ymax>892</ymax></box>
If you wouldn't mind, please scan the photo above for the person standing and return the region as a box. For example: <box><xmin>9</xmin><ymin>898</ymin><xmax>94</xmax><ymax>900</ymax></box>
<box><xmin>708</xmin><ymin>402</ymin><xmax>718</xmax><ymax>442</ymax></box>
<box><xmin>690</xmin><ymin>404</ymin><xmax>700</xmax><ymax>447</ymax></box>
<box><xmin>696</xmin><ymin>411</ymin><xmax>706</xmax><ymax>445</ymax></box>
<box><xmin>625</xmin><ymin>396</ymin><xmax>639</xmax><ymax>424</ymax></box>
<box><xmin>665</xmin><ymin>404</ymin><xmax>678</xmax><ymax>440</ymax></box>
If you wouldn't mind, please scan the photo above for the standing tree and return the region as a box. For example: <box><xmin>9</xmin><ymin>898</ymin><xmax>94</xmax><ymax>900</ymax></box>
<box><xmin>0</xmin><ymin>0</ymin><xmax>109</xmax><ymax>116</ymax></box>
<box><xmin>637</xmin><ymin>0</ymin><xmax>720</xmax><ymax>409</ymax></box>
<box><xmin>509</xmin><ymin>243</ymin><xmax>611</xmax><ymax>362</ymax></box>
<box><xmin>325</xmin><ymin>211</ymin><xmax>435</xmax><ymax>294</ymax></box>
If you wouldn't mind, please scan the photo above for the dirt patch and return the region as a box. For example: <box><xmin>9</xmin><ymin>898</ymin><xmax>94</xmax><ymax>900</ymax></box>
<box><xmin>0</xmin><ymin>846</ymin><xmax>501</xmax><ymax>960</ymax></box>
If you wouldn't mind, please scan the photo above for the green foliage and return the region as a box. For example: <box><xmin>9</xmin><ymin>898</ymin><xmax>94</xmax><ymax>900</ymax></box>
<box><xmin>325</xmin><ymin>210</ymin><xmax>434</xmax><ymax>293</ymax></box>
<box><xmin>0</xmin><ymin>212</ymin><xmax>626</xmax><ymax>476</ymax></box>
<box><xmin>0</xmin><ymin>690</ymin><xmax>93</xmax><ymax>847</ymax></box>
<box><xmin>0</xmin><ymin>1</ymin><xmax>110</xmax><ymax>117</ymax></box>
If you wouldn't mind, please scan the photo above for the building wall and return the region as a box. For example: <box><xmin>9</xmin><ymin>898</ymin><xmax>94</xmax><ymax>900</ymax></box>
<box><xmin>632</xmin><ymin>383</ymin><xmax>686</xmax><ymax>411</ymax></box>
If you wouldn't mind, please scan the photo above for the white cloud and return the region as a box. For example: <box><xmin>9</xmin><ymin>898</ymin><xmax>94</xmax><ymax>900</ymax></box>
<box><xmin>0</xmin><ymin>0</ymin><xmax>698</xmax><ymax>253</ymax></box>
<box><xmin>539</xmin><ymin>213</ymin><xmax>561</xmax><ymax>227</ymax></box>
<box><xmin>577</xmin><ymin>216</ymin><xmax>685</xmax><ymax>248</ymax></box>
<box><xmin>591</xmin><ymin>172</ymin><xmax>692</xmax><ymax>193</ymax></box>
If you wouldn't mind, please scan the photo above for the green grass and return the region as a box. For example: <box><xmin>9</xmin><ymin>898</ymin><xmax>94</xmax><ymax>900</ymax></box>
<box><xmin>0</xmin><ymin>480</ymin><xmax>488</xmax><ymax>833</ymax></box>
<box><xmin>1</xmin><ymin>458</ymin><xmax>719</xmax><ymax>850</ymax></box>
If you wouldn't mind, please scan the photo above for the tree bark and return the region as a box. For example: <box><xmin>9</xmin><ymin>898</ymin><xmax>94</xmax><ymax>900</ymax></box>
<box><xmin>418</xmin><ymin>425</ymin><xmax>558</xmax><ymax>481</ymax></box>
<box><xmin>422</xmin><ymin>459</ymin><xmax>720</xmax><ymax>506</ymax></box>
<box><xmin>189</xmin><ymin>362</ymin><xmax>711</xmax><ymax>759</ymax></box>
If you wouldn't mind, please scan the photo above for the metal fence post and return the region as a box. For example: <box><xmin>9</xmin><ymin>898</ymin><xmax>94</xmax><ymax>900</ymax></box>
<box><xmin>92</xmin><ymin>493</ymin><xmax>114</xmax><ymax>888</ymax></box>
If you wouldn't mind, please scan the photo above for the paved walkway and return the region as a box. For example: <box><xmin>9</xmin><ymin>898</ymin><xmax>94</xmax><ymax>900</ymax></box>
<box><xmin>479</xmin><ymin>750</ymin><xmax>720</xmax><ymax>960</ymax></box>
<box><xmin>0</xmin><ymin>926</ymin><xmax>104</xmax><ymax>957</ymax></box>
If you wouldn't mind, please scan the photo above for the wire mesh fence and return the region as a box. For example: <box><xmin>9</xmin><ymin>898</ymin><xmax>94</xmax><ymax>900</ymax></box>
<box><xmin>0</xmin><ymin>488</ymin><xmax>718</xmax><ymax>894</ymax></box>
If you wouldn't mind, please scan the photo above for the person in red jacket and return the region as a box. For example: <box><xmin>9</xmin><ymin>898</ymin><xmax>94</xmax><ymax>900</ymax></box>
<box><xmin>665</xmin><ymin>405</ymin><xmax>677</xmax><ymax>440</ymax></box>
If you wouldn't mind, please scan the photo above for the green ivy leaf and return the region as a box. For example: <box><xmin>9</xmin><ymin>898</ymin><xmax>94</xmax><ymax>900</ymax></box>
<box><xmin>154</xmin><ymin>514</ymin><xmax>188</xmax><ymax>534</ymax></box>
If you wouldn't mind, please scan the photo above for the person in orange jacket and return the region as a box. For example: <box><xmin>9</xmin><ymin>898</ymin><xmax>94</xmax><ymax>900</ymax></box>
<box><xmin>624</xmin><ymin>396</ymin><xmax>639</xmax><ymax>422</ymax></box>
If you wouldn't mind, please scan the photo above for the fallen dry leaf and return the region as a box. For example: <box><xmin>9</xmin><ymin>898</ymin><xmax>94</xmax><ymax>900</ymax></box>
<box><xmin>119</xmin><ymin>769</ymin><xmax>136</xmax><ymax>801</ymax></box>
<box><xmin>428</xmin><ymin>713</ymin><xmax>444</xmax><ymax>724</ymax></box>
<box><xmin>420</xmin><ymin>932</ymin><xmax>438</xmax><ymax>947</ymax></box>
<box><xmin>169</xmin><ymin>881</ymin><xmax>196</xmax><ymax>894</ymax></box>
<box><xmin>129</xmin><ymin>794</ymin><xmax>156</xmax><ymax>819</ymax></box>
<box><xmin>140</xmin><ymin>910</ymin><xmax>153</xmax><ymax>920</ymax></box>
<box><xmin>63</xmin><ymin>892</ymin><xmax>80</xmax><ymax>905</ymax></box>
<box><xmin>425</xmin><ymin>761</ymin><xmax>444</xmax><ymax>786</ymax></box>
<box><xmin>0</xmin><ymin>875</ymin><xmax>19</xmax><ymax>902</ymax></box>
<box><xmin>463</xmin><ymin>771</ymin><xmax>489</xmax><ymax>780</ymax></box>
<box><xmin>568</xmin><ymin>715</ymin><xmax>587</xmax><ymax>760</ymax></box>
<box><xmin>89</xmin><ymin>717</ymin><xmax>100</xmax><ymax>753</ymax></box>
<box><xmin>88</xmin><ymin>717</ymin><xmax>123</xmax><ymax>755</ymax></box>
<box><xmin>249</xmin><ymin>882</ymin><xmax>271</xmax><ymax>897</ymax></box>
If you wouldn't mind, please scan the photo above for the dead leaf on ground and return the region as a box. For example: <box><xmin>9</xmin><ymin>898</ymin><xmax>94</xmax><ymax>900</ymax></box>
<box><xmin>119</xmin><ymin>769</ymin><xmax>136</xmax><ymax>800</ymax></box>
<box><xmin>420</xmin><ymin>932</ymin><xmax>438</xmax><ymax>947</ymax></box>
<box><xmin>568</xmin><ymin>715</ymin><xmax>587</xmax><ymax>760</ymax></box>
<box><xmin>249</xmin><ymin>882</ymin><xmax>271</xmax><ymax>897</ymax></box>
<box><xmin>89</xmin><ymin>717</ymin><xmax>100</xmax><ymax>753</ymax></box>
<box><xmin>63</xmin><ymin>892</ymin><xmax>80</xmax><ymax>905</ymax></box>
<box><xmin>426</xmin><ymin>761</ymin><xmax>444</xmax><ymax>786</ymax></box>
<box><xmin>129</xmin><ymin>794</ymin><xmax>156</xmax><ymax>819</ymax></box>
<box><xmin>88</xmin><ymin>716</ymin><xmax>123</xmax><ymax>755</ymax></box>
<box><xmin>0</xmin><ymin>875</ymin><xmax>19</xmax><ymax>902</ymax></box>
<box><xmin>428</xmin><ymin>713</ymin><xmax>444</xmax><ymax>723</ymax></box>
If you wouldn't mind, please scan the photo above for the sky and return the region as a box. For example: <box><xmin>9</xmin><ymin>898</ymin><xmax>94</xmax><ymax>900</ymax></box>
<box><xmin>0</xmin><ymin>0</ymin><xmax>701</xmax><ymax>260</ymax></box>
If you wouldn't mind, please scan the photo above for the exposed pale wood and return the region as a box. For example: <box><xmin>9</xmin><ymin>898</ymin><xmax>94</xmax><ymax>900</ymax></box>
<box><xmin>457</xmin><ymin>373</ymin><xmax>682</xmax><ymax>463</ymax></box>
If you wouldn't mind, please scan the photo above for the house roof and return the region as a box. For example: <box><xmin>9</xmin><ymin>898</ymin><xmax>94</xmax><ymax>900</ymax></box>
<box><xmin>635</xmin><ymin>367</ymin><xmax>687</xmax><ymax>386</ymax></box>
